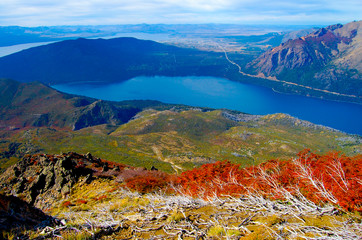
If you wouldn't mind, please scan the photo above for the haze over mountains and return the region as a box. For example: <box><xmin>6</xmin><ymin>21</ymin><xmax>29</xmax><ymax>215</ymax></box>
<box><xmin>0</xmin><ymin>24</ymin><xmax>319</xmax><ymax>47</ymax></box>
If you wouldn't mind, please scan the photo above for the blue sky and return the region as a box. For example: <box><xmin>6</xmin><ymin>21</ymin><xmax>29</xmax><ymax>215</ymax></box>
<box><xmin>0</xmin><ymin>0</ymin><xmax>361</xmax><ymax>26</ymax></box>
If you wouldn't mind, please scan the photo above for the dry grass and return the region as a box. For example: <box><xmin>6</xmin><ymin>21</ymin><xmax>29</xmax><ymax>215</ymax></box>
<box><xmin>26</xmin><ymin>177</ymin><xmax>362</xmax><ymax>239</ymax></box>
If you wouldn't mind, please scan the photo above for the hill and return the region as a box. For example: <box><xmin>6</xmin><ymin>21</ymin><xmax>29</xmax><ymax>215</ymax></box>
<box><xmin>0</xmin><ymin>37</ymin><xmax>231</xmax><ymax>85</ymax></box>
<box><xmin>245</xmin><ymin>21</ymin><xmax>362</xmax><ymax>100</ymax></box>
<box><xmin>1</xmin><ymin>80</ymin><xmax>361</xmax><ymax>173</ymax></box>
<box><xmin>0</xmin><ymin>78</ymin><xmax>189</xmax><ymax>131</ymax></box>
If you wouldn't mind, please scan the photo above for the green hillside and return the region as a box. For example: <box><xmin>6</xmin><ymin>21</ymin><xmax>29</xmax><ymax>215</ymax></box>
<box><xmin>1</xmin><ymin>108</ymin><xmax>360</xmax><ymax>173</ymax></box>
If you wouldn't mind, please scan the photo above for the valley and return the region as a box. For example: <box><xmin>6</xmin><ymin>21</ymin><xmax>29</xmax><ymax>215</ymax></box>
<box><xmin>0</xmin><ymin>79</ymin><xmax>361</xmax><ymax>174</ymax></box>
<box><xmin>0</xmin><ymin>21</ymin><xmax>361</xmax><ymax>239</ymax></box>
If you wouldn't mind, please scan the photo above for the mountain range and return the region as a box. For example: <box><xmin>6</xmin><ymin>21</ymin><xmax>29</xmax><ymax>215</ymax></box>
<box><xmin>0</xmin><ymin>21</ymin><xmax>361</xmax><ymax>104</ymax></box>
<box><xmin>245</xmin><ymin>21</ymin><xmax>362</xmax><ymax>100</ymax></box>
<box><xmin>0</xmin><ymin>27</ymin><xmax>361</xmax><ymax>239</ymax></box>
<box><xmin>0</xmin><ymin>37</ymin><xmax>231</xmax><ymax>85</ymax></box>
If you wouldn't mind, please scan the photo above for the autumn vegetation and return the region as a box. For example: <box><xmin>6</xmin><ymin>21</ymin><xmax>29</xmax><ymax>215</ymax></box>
<box><xmin>2</xmin><ymin>149</ymin><xmax>361</xmax><ymax>239</ymax></box>
<box><xmin>124</xmin><ymin>149</ymin><xmax>362</xmax><ymax>213</ymax></box>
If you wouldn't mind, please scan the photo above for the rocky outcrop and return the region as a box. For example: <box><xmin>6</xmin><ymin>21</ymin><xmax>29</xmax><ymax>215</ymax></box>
<box><xmin>73</xmin><ymin>100</ymin><xmax>140</xmax><ymax>130</ymax></box>
<box><xmin>246</xmin><ymin>21</ymin><xmax>362</xmax><ymax>98</ymax></box>
<box><xmin>0</xmin><ymin>194</ymin><xmax>54</xmax><ymax>231</ymax></box>
<box><xmin>0</xmin><ymin>152</ymin><xmax>125</xmax><ymax>210</ymax></box>
<box><xmin>221</xmin><ymin>111</ymin><xmax>262</xmax><ymax>122</ymax></box>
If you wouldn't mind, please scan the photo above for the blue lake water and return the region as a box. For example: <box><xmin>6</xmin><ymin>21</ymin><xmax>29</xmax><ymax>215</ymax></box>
<box><xmin>53</xmin><ymin>76</ymin><xmax>362</xmax><ymax>135</ymax></box>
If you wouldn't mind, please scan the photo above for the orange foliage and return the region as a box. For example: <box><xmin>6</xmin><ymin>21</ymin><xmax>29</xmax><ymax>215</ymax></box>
<box><xmin>61</xmin><ymin>201</ymin><xmax>73</xmax><ymax>207</ymax></box>
<box><xmin>75</xmin><ymin>199</ymin><xmax>88</xmax><ymax>205</ymax></box>
<box><xmin>96</xmin><ymin>195</ymin><xmax>108</xmax><ymax>202</ymax></box>
<box><xmin>124</xmin><ymin>170</ymin><xmax>174</xmax><ymax>194</ymax></box>
<box><xmin>176</xmin><ymin>150</ymin><xmax>362</xmax><ymax>212</ymax></box>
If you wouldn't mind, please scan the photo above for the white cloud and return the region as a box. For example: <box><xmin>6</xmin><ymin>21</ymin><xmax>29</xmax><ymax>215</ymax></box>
<box><xmin>0</xmin><ymin>0</ymin><xmax>360</xmax><ymax>26</ymax></box>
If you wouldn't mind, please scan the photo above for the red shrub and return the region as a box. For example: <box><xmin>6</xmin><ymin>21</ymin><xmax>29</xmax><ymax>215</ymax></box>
<box><xmin>123</xmin><ymin>170</ymin><xmax>173</xmax><ymax>194</ymax></box>
<box><xmin>176</xmin><ymin>150</ymin><xmax>362</xmax><ymax>212</ymax></box>
<box><xmin>61</xmin><ymin>201</ymin><xmax>73</xmax><ymax>207</ymax></box>
<box><xmin>97</xmin><ymin>195</ymin><xmax>107</xmax><ymax>201</ymax></box>
<box><xmin>126</xmin><ymin>175</ymin><xmax>165</xmax><ymax>194</ymax></box>
<box><xmin>76</xmin><ymin>199</ymin><xmax>88</xmax><ymax>205</ymax></box>
<box><xmin>177</xmin><ymin>160</ymin><xmax>248</xmax><ymax>197</ymax></box>
<box><xmin>27</xmin><ymin>176</ymin><xmax>36</xmax><ymax>183</ymax></box>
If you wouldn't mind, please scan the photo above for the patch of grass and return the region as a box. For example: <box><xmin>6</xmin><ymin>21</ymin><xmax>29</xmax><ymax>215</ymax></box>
<box><xmin>208</xmin><ymin>225</ymin><xmax>225</xmax><ymax>237</ymax></box>
<box><xmin>61</xmin><ymin>230</ymin><xmax>93</xmax><ymax>240</ymax></box>
<box><xmin>226</xmin><ymin>229</ymin><xmax>243</xmax><ymax>237</ymax></box>
<box><xmin>258</xmin><ymin>214</ymin><xmax>285</xmax><ymax>227</ymax></box>
<box><xmin>1</xmin><ymin>230</ymin><xmax>16</xmax><ymax>240</ymax></box>
<box><xmin>108</xmin><ymin>197</ymin><xmax>150</xmax><ymax>211</ymax></box>
<box><xmin>303</xmin><ymin>215</ymin><xmax>343</xmax><ymax>229</ymax></box>
<box><xmin>109</xmin><ymin>198</ymin><xmax>132</xmax><ymax>212</ymax></box>
<box><xmin>244</xmin><ymin>226</ymin><xmax>273</xmax><ymax>240</ymax></box>
<box><xmin>167</xmin><ymin>210</ymin><xmax>185</xmax><ymax>223</ymax></box>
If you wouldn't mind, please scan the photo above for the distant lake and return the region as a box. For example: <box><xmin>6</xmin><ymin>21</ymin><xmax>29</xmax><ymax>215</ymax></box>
<box><xmin>0</xmin><ymin>41</ymin><xmax>55</xmax><ymax>57</ymax></box>
<box><xmin>53</xmin><ymin>76</ymin><xmax>362</xmax><ymax>135</ymax></box>
<box><xmin>0</xmin><ymin>33</ymin><xmax>171</xmax><ymax>57</ymax></box>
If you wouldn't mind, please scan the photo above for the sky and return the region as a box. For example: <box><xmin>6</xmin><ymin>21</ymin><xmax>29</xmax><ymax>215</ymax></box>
<box><xmin>0</xmin><ymin>0</ymin><xmax>361</xmax><ymax>26</ymax></box>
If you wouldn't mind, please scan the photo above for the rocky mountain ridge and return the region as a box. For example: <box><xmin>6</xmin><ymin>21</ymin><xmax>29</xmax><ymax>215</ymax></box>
<box><xmin>245</xmin><ymin>21</ymin><xmax>362</xmax><ymax>98</ymax></box>
<box><xmin>0</xmin><ymin>152</ymin><xmax>127</xmax><ymax>210</ymax></box>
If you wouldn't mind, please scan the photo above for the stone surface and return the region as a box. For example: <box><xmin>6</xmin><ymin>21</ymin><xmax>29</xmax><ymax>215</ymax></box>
<box><xmin>0</xmin><ymin>152</ymin><xmax>126</xmax><ymax>210</ymax></box>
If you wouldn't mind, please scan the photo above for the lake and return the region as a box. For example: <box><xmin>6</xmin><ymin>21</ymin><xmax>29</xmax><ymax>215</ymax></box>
<box><xmin>0</xmin><ymin>41</ymin><xmax>56</xmax><ymax>57</ymax></box>
<box><xmin>53</xmin><ymin>76</ymin><xmax>362</xmax><ymax>135</ymax></box>
<box><xmin>0</xmin><ymin>33</ymin><xmax>171</xmax><ymax>57</ymax></box>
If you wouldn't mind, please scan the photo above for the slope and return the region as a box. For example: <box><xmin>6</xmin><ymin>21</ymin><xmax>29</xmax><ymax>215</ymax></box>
<box><xmin>0</xmin><ymin>151</ymin><xmax>361</xmax><ymax>239</ymax></box>
<box><xmin>0</xmin><ymin>79</ymin><xmax>360</xmax><ymax>173</ymax></box>
<box><xmin>0</xmin><ymin>78</ymin><xmax>170</xmax><ymax>131</ymax></box>
<box><xmin>1</xmin><ymin>108</ymin><xmax>361</xmax><ymax>173</ymax></box>
<box><xmin>245</xmin><ymin>21</ymin><xmax>362</xmax><ymax>101</ymax></box>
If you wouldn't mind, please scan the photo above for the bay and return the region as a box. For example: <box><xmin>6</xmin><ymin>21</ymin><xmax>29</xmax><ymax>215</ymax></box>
<box><xmin>53</xmin><ymin>76</ymin><xmax>362</xmax><ymax>135</ymax></box>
